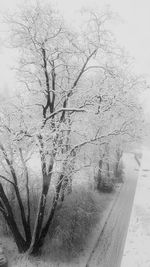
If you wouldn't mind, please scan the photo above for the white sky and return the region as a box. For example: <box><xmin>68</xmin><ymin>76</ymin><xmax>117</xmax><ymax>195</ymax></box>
<box><xmin>0</xmin><ymin>0</ymin><xmax>150</xmax><ymax>111</ymax></box>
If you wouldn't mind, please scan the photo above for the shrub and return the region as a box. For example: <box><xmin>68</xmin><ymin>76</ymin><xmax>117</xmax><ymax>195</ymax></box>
<box><xmin>42</xmin><ymin>187</ymin><xmax>99</xmax><ymax>262</ymax></box>
<box><xmin>97</xmin><ymin>177</ymin><xmax>115</xmax><ymax>193</ymax></box>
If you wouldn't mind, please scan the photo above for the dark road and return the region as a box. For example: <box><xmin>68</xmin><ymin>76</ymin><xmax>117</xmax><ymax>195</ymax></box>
<box><xmin>86</xmin><ymin>154</ymin><xmax>139</xmax><ymax>267</ymax></box>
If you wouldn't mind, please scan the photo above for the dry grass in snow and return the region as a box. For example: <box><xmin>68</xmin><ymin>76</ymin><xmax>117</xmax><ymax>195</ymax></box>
<box><xmin>0</xmin><ymin>185</ymin><xmax>116</xmax><ymax>267</ymax></box>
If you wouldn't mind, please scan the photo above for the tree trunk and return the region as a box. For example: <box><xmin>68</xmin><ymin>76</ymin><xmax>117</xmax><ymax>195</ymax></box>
<box><xmin>29</xmin><ymin>174</ymin><xmax>64</xmax><ymax>255</ymax></box>
<box><xmin>27</xmin><ymin>178</ymin><xmax>50</xmax><ymax>254</ymax></box>
<box><xmin>0</xmin><ymin>184</ymin><xmax>28</xmax><ymax>253</ymax></box>
<box><xmin>107</xmin><ymin>162</ymin><xmax>110</xmax><ymax>178</ymax></box>
<box><xmin>97</xmin><ymin>159</ymin><xmax>103</xmax><ymax>189</ymax></box>
<box><xmin>3</xmin><ymin>213</ymin><xmax>28</xmax><ymax>253</ymax></box>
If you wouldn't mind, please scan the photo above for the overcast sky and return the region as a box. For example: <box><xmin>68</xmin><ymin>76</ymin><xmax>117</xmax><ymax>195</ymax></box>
<box><xmin>56</xmin><ymin>0</ymin><xmax>150</xmax><ymax>76</ymax></box>
<box><xmin>0</xmin><ymin>0</ymin><xmax>150</xmax><ymax>111</ymax></box>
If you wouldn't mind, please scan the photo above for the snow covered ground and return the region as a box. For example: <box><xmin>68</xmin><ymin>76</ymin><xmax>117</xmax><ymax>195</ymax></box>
<box><xmin>121</xmin><ymin>149</ymin><xmax>150</xmax><ymax>267</ymax></box>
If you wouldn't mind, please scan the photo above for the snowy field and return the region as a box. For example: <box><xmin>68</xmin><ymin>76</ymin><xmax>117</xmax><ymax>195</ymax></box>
<box><xmin>121</xmin><ymin>149</ymin><xmax>150</xmax><ymax>267</ymax></box>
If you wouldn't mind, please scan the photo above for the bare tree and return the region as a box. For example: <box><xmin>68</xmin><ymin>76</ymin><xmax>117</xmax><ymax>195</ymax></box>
<box><xmin>0</xmin><ymin>3</ymin><xmax>144</xmax><ymax>255</ymax></box>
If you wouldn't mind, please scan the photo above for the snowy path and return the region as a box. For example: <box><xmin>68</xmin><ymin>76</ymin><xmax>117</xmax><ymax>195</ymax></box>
<box><xmin>121</xmin><ymin>150</ymin><xmax>150</xmax><ymax>267</ymax></box>
<box><xmin>86</xmin><ymin>153</ymin><xmax>139</xmax><ymax>267</ymax></box>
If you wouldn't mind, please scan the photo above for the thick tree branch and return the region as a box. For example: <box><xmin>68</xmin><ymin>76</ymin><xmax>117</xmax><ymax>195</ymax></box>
<box><xmin>72</xmin><ymin>49</ymin><xmax>97</xmax><ymax>89</ymax></box>
<box><xmin>69</xmin><ymin>127</ymin><xmax>130</xmax><ymax>156</ymax></box>
<box><xmin>41</xmin><ymin>46</ymin><xmax>52</xmax><ymax>116</ymax></box>
<box><xmin>19</xmin><ymin>148</ymin><xmax>31</xmax><ymax>232</ymax></box>
<box><xmin>60</xmin><ymin>49</ymin><xmax>97</xmax><ymax>121</ymax></box>
<box><xmin>50</xmin><ymin>60</ymin><xmax>56</xmax><ymax>113</ymax></box>
<box><xmin>0</xmin><ymin>183</ymin><xmax>27</xmax><ymax>252</ymax></box>
<box><xmin>0</xmin><ymin>174</ymin><xmax>16</xmax><ymax>187</ymax></box>
<box><xmin>44</xmin><ymin>108</ymin><xmax>85</xmax><ymax>125</ymax></box>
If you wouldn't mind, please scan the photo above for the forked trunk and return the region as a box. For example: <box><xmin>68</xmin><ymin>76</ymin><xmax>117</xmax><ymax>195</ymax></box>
<box><xmin>29</xmin><ymin>174</ymin><xmax>64</xmax><ymax>255</ymax></box>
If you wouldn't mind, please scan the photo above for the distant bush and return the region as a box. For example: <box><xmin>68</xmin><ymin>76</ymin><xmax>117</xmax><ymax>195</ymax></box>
<box><xmin>95</xmin><ymin>155</ymin><xmax>124</xmax><ymax>193</ymax></box>
<box><xmin>96</xmin><ymin>177</ymin><xmax>115</xmax><ymax>193</ymax></box>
